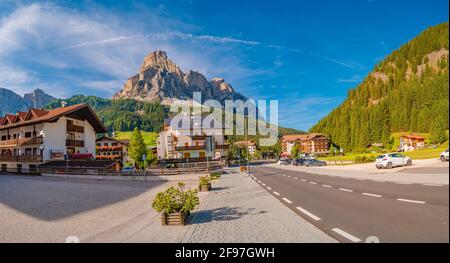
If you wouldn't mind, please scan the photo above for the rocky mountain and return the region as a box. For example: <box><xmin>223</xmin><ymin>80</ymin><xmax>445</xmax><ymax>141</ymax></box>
<box><xmin>0</xmin><ymin>88</ymin><xmax>56</xmax><ymax>115</ymax></box>
<box><xmin>113</xmin><ymin>50</ymin><xmax>247</xmax><ymax>104</ymax></box>
<box><xmin>310</xmin><ymin>22</ymin><xmax>449</xmax><ymax>150</ymax></box>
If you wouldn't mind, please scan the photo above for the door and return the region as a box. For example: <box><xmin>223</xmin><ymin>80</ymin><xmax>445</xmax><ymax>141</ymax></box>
<box><xmin>17</xmin><ymin>164</ymin><xmax>22</xmax><ymax>174</ymax></box>
<box><xmin>183</xmin><ymin>152</ymin><xmax>191</xmax><ymax>158</ymax></box>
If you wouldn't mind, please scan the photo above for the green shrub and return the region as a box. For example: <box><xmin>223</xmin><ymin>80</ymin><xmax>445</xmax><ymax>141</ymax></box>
<box><xmin>199</xmin><ymin>176</ymin><xmax>210</xmax><ymax>186</ymax></box>
<box><xmin>151</xmin><ymin>182</ymin><xmax>199</xmax><ymax>214</ymax></box>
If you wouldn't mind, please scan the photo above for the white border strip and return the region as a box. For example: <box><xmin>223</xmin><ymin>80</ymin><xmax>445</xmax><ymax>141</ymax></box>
<box><xmin>397</xmin><ymin>198</ymin><xmax>425</xmax><ymax>204</ymax></box>
<box><xmin>296</xmin><ymin>206</ymin><xmax>321</xmax><ymax>221</ymax></box>
<box><xmin>332</xmin><ymin>228</ymin><xmax>361</xmax><ymax>242</ymax></box>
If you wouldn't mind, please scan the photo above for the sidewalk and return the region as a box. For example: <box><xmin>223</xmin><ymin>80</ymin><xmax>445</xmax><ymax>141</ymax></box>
<box><xmin>179</xmin><ymin>171</ymin><xmax>336</xmax><ymax>243</ymax></box>
<box><xmin>102</xmin><ymin>171</ymin><xmax>336</xmax><ymax>243</ymax></box>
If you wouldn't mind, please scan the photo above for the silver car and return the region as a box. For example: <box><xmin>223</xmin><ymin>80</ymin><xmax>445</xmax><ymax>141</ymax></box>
<box><xmin>375</xmin><ymin>153</ymin><xmax>412</xmax><ymax>169</ymax></box>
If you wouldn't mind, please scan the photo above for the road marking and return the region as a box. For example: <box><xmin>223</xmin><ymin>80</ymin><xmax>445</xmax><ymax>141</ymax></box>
<box><xmin>332</xmin><ymin>228</ymin><xmax>361</xmax><ymax>242</ymax></box>
<box><xmin>273</xmin><ymin>191</ymin><xmax>280</xmax><ymax>196</ymax></box>
<box><xmin>395</xmin><ymin>182</ymin><xmax>412</xmax><ymax>185</ymax></box>
<box><xmin>301</xmin><ymin>179</ymin><xmax>307</xmax><ymax>182</ymax></box>
<box><xmin>362</xmin><ymin>193</ymin><xmax>382</xmax><ymax>198</ymax></box>
<box><xmin>423</xmin><ymin>184</ymin><xmax>443</xmax><ymax>187</ymax></box>
<box><xmin>261</xmin><ymin>183</ymin><xmax>266</xmax><ymax>186</ymax></box>
<box><xmin>322</xmin><ymin>184</ymin><xmax>332</xmax><ymax>188</ymax></box>
<box><xmin>339</xmin><ymin>188</ymin><xmax>353</xmax><ymax>192</ymax></box>
<box><xmin>282</xmin><ymin>174</ymin><xmax>286</xmax><ymax>177</ymax></box>
<box><xmin>397</xmin><ymin>198</ymin><xmax>426</xmax><ymax>204</ymax></box>
<box><xmin>294</xmin><ymin>177</ymin><xmax>299</xmax><ymax>180</ymax></box>
<box><xmin>296</xmin><ymin>207</ymin><xmax>321</xmax><ymax>221</ymax></box>
<box><xmin>309</xmin><ymin>181</ymin><xmax>317</xmax><ymax>185</ymax></box>
<box><xmin>267</xmin><ymin>187</ymin><xmax>272</xmax><ymax>190</ymax></box>
<box><xmin>373</xmin><ymin>180</ymin><xmax>386</xmax><ymax>183</ymax></box>
<box><xmin>282</xmin><ymin>198</ymin><xmax>293</xmax><ymax>204</ymax></box>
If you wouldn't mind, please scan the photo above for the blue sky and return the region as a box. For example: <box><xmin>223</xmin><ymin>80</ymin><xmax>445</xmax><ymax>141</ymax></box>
<box><xmin>0</xmin><ymin>0</ymin><xmax>448</xmax><ymax>130</ymax></box>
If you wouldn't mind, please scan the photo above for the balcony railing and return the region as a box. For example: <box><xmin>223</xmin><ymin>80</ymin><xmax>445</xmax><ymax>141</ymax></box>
<box><xmin>67</xmin><ymin>124</ymin><xmax>84</xmax><ymax>133</ymax></box>
<box><xmin>96</xmin><ymin>145</ymin><xmax>123</xmax><ymax>151</ymax></box>
<box><xmin>175</xmin><ymin>144</ymin><xmax>229</xmax><ymax>151</ymax></box>
<box><xmin>66</xmin><ymin>140</ymin><xmax>85</xmax><ymax>147</ymax></box>
<box><xmin>0</xmin><ymin>136</ymin><xmax>43</xmax><ymax>147</ymax></box>
<box><xmin>0</xmin><ymin>155</ymin><xmax>43</xmax><ymax>162</ymax></box>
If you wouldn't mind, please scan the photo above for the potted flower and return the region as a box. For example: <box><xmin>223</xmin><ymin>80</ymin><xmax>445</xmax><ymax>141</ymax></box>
<box><xmin>151</xmin><ymin>182</ymin><xmax>199</xmax><ymax>226</ymax></box>
<box><xmin>198</xmin><ymin>176</ymin><xmax>211</xmax><ymax>192</ymax></box>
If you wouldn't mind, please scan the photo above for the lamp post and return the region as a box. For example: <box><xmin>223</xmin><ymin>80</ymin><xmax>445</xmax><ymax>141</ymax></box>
<box><xmin>244</xmin><ymin>112</ymin><xmax>250</xmax><ymax>173</ymax></box>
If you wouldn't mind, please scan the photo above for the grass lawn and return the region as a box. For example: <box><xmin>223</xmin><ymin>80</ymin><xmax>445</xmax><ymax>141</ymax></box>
<box><xmin>318</xmin><ymin>153</ymin><xmax>377</xmax><ymax>162</ymax></box>
<box><xmin>403</xmin><ymin>146</ymin><xmax>448</xmax><ymax>160</ymax></box>
<box><xmin>114</xmin><ymin>131</ymin><xmax>158</xmax><ymax>146</ymax></box>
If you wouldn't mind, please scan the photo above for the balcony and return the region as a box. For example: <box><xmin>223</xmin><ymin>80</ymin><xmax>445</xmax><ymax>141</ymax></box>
<box><xmin>0</xmin><ymin>136</ymin><xmax>43</xmax><ymax>147</ymax></box>
<box><xmin>66</xmin><ymin>139</ymin><xmax>85</xmax><ymax>147</ymax></box>
<box><xmin>96</xmin><ymin>145</ymin><xmax>123</xmax><ymax>152</ymax></box>
<box><xmin>67</xmin><ymin>124</ymin><xmax>84</xmax><ymax>133</ymax></box>
<box><xmin>175</xmin><ymin>144</ymin><xmax>229</xmax><ymax>151</ymax></box>
<box><xmin>0</xmin><ymin>155</ymin><xmax>43</xmax><ymax>162</ymax></box>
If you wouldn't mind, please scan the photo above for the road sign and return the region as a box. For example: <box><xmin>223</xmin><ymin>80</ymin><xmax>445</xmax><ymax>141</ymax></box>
<box><xmin>205</xmin><ymin>136</ymin><xmax>215</xmax><ymax>156</ymax></box>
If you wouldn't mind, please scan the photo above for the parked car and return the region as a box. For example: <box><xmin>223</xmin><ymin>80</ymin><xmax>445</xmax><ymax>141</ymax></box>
<box><xmin>375</xmin><ymin>153</ymin><xmax>412</xmax><ymax>169</ymax></box>
<box><xmin>304</xmin><ymin>159</ymin><xmax>327</xmax><ymax>167</ymax></box>
<box><xmin>277</xmin><ymin>159</ymin><xmax>291</xmax><ymax>165</ymax></box>
<box><xmin>292</xmin><ymin>158</ymin><xmax>308</xmax><ymax>166</ymax></box>
<box><xmin>440</xmin><ymin>149</ymin><xmax>449</xmax><ymax>162</ymax></box>
<box><xmin>122</xmin><ymin>166</ymin><xmax>136</xmax><ymax>174</ymax></box>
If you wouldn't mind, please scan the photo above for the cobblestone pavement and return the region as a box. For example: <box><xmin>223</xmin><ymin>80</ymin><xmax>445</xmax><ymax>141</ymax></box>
<box><xmin>179</xmin><ymin>171</ymin><xmax>336</xmax><ymax>243</ymax></box>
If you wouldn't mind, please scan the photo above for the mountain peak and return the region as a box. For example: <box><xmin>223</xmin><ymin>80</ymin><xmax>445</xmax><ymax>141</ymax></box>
<box><xmin>140</xmin><ymin>50</ymin><xmax>181</xmax><ymax>73</ymax></box>
<box><xmin>114</xmin><ymin>50</ymin><xmax>247</xmax><ymax>104</ymax></box>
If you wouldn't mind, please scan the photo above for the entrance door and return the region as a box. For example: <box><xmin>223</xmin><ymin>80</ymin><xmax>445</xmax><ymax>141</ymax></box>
<box><xmin>1</xmin><ymin>164</ymin><xmax>6</xmax><ymax>172</ymax></box>
<box><xmin>17</xmin><ymin>164</ymin><xmax>22</xmax><ymax>174</ymax></box>
<box><xmin>183</xmin><ymin>152</ymin><xmax>191</xmax><ymax>158</ymax></box>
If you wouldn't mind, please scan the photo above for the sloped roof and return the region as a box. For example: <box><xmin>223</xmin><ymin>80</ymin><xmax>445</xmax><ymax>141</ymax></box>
<box><xmin>96</xmin><ymin>136</ymin><xmax>129</xmax><ymax>145</ymax></box>
<box><xmin>0</xmin><ymin>104</ymin><xmax>107</xmax><ymax>133</ymax></box>
<box><xmin>282</xmin><ymin>133</ymin><xmax>327</xmax><ymax>142</ymax></box>
<box><xmin>401</xmin><ymin>134</ymin><xmax>426</xmax><ymax>140</ymax></box>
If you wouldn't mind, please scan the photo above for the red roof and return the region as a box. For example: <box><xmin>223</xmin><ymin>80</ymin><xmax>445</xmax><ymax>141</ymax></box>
<box><xmin>0</xmin><ymin>104</ymin><xmax>107</xmax><ymax>133</ymax></box>
<box><xmin>401</xmin><ymin>134</ymin><xmax>426</xmax><ymax>140</ymax></box>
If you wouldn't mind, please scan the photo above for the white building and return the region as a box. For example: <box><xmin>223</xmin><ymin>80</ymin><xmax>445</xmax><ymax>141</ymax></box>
<box><xmin>157</xmin><ymin>115</ymin><xmax>229</xmax><ymax>160</ymax></box>
<box><xmin>0</xmin><ymin>104</ymin><xmax>107</xmax><ymax>172</ymax></box>
<box><xmin>235</xmin><ymin>140</ymin><xmax>257</xmax><ymax>156</ymax></box>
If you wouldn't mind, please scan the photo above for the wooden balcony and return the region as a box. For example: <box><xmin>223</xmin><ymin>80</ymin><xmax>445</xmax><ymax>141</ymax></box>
<box><xmin>66</xmin><ymin>140</ymin><xmax>85</xmax><ymax>147</ymax></box>
<box><xmin>0</xmin><ymin>136</ymin><xmax>43</xmax><ymax>147</ymax></box>
<box><xmin>175</xmin><ymin>145</ymin><xmax>205</xmax><ymax>151</ymax></box>
<box><xmin>67</xmin><ymin>124</ymin><xmax>84</xmax><ymax>133</ymax></box>
<box><xmin>0</xmin><ymin>155</ymin><xmax>43</xmax><ymax>162</ymax></box>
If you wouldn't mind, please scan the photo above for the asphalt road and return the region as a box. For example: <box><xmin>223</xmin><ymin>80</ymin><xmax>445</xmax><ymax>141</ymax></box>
<box><xmin>248</xmin><ymin>165</ymin><xmax>449</xmax><ymax>243</ymax></box>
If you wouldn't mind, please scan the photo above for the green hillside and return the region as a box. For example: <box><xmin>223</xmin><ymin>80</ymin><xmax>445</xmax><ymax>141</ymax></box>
<box><xmin>45</xmin><ymin>95</ymin><xmax>169</xmax><ymax>133</ymax></box>
<box><xmin>114</xmin><ymin>131</ymin><xmax>158</xmax><ymax>146</ymax></box>
<box><xmin>311</xmin><ymin>22</ymin><xmax>449</xmax><ymax>151</ymax></box>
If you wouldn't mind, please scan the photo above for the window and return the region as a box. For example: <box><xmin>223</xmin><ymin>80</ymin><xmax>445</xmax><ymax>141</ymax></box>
<box><xmin>25</xmin><ymin>132</ymin><xmax>32</xmax><ymax>138</ymax></box>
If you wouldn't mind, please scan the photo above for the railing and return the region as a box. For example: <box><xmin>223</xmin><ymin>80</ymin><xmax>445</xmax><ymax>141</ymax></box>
<box><xmin>175</xmin><ymin>144</ymin><xmax>230</xmax><ymax>151</ymax></box>
<box><xmin>66</xmin><ymin>140</ymin><xmax>85</xmax><ymax>147</ymax></box>
<box><xmin>67</xmin><ymin>124</ymin><xmax>84</xmax><ymax>133</ymax></box>
<box><xmin>0</xmin><ymin>155</ymin><xmax>43</xmax><ymax>162</ymax></box>
<box><xmin>0</xmin><ymin>136</ymin><xmax>43</xmax><ymax>147</ymax></box>
<box><xmin>96</xmin><ymin>145</ymin><xmax>123</xmax><ymax>151</ymax></box>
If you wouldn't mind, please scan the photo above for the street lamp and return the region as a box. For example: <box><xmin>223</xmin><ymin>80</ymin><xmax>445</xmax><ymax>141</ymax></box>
<box><xmin>244</xmin><ymin>112</ymin><xmax>250</xmax><ymax>173</ymax></box>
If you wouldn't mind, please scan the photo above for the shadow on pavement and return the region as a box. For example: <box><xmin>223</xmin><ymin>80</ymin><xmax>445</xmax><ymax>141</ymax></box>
<box><xmin>189</xmin><ymin>206</ymin><xmax>267</xmax><ymax>224</ymax></box>
<box><xmin>0</xmin><ymin>175</ymin><xmax>166</xmax><ymax>221</ymax></box>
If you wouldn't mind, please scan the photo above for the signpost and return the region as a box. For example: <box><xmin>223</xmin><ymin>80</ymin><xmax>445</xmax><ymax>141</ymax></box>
<box><xmin>205</xmin><ymin>136</ymin><xmax>215</xmax><ymax>172</ymax></box>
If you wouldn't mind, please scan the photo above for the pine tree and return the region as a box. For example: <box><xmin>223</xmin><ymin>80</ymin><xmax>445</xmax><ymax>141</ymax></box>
<box><xmin>128</xmin><ymin>128</ymin><xmax>147</xmax><ymax>169</ymax></box>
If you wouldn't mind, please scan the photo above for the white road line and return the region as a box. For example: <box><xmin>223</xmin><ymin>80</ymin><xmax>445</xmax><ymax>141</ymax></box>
<box><xmin>373</xmin><ymin>180</ymin><xmax>386</xmax><ymax>183</ymax></box>
<box><xmin>339</xmin><ymin>188</ymin><xmax>353</xmax><ymax>192</ymax></box>
<box><xmin>296</xmin><ymin>207</ymin><xmax>321</xmax><ymax>221</ymax></box>
<box><xmin>301</xmin><ymin>179</ymin><xmax>307</xmax><ymax>182</ymax></box>
<box><xmin>423</xmin><ymin>184</ymin><xmax>444</xmax><ymax>187</ymax></box>
<box><xmin>282</xmin><ymin>198</ymin><xmax>293</xmax><ymax>204</ymax></box>
<box><xmin>332</xmin><ymin>228</ymin><xmax>361</xmax><ymax>242</ymax></box>
<box><xmin>309</xmin><ymin>181</ymin><xmax>317</xmax><ymax>185</ymax></box>
<box><xmin>287</xmin><ymin>175</ymin><xmax>292</xmax><ymax>178</ymax></box>
<box><xmin>322</xmin><ymin>184</ymin><xmax>332</xmax><ymax>188</ymax></box>
<box><xmin>273</xmin><ymin>191</ymin><xmax>280</xmax><ymax>196</ymax></box>
<box><xmin>294</xmin><ymin>177</ymin><xmax>299</xmax><ymax>180</ymax></box>
<box><xmin>362</xmin><ymin>193</ymin><xmax>382</xmax><ymax>198</ymax></box>
<box><xmin>395</xmin><ymin>182</ymin><xmax>412</xmax><ymax>185</ymax></box>
<box><xmin>267</xmin><ymin>187</ymin><xmax>272</xmax><ymax>190</ymax></box>
<box><xmin>397</xmin><ymin>198</ymin><xmax>426</xmax><ymax>204</ymax></box>
<box><xmin>262</xmin><ymin>183</ymin><xmax>266</xmax><ymax>186</ymax></box>
<box><xmin>282</xmin><ymin>174</ymin><xmax>286</xmax><ymax>177</ymax></box>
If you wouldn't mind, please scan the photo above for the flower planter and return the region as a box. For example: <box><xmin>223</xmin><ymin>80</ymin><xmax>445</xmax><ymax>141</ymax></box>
<box><xmin>161</xmin><ymin>211</ymin><xmax>189</xmax><ymax>226</ymax></box>
<box><xmin>198</xmin><ymin>183</ymin><xmax>211</xmax><ymax>192</ymax></box>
